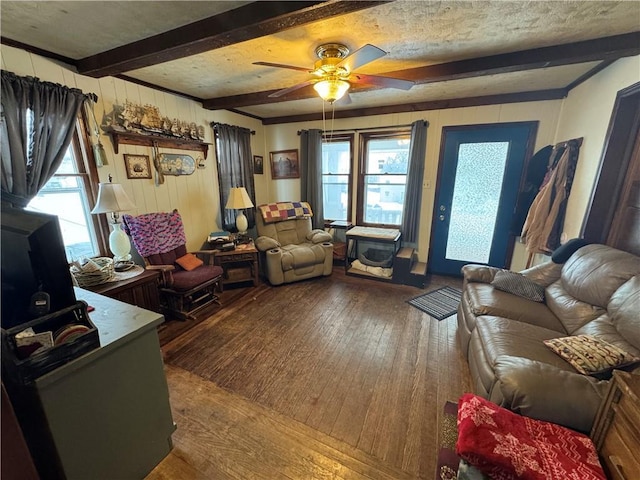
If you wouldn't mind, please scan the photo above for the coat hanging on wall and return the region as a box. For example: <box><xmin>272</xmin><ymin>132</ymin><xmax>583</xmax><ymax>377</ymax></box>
<box><xmin>521</xmin><ymin>138</ymin><xmax>583</xmax><ymax>256</ymax></box>
<box><xmin>510</xmin><ymin>145</ymin><xmax>553</xmax><ymax>235</ymax></box>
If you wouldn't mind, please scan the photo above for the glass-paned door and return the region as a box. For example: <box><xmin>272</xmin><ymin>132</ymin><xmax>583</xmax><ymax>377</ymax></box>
<box><xmin>429</xmin><ymin>123</ymin><xmax>536</xmax><ymax>275</ymax></box>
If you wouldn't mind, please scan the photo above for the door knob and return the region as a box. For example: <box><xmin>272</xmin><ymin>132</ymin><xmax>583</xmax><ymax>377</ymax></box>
<box><xmin>439</xmin><ymin>215</ymin><xmax>445</xmax><ymax>221</ymax></box>
<box><xmin>440</xmin><ymin>205</ymin><xmax>446</xmax><ymax>211</ymax></box>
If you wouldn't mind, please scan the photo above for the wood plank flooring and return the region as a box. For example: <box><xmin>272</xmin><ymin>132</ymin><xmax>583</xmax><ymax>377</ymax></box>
<box><xmin>149</xmin><ymin>271</ymin><xmax>471</xmax><ymax>479</ymax></box>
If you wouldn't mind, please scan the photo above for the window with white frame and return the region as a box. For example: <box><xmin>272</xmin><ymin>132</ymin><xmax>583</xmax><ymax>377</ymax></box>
<box><xmin>358</xmin><ymin>130</ymin><xmax>411</xmax><ymax>227</ymax></box>
<box><xmin>321</xmin><ymin>134</ymin><xmax>353</xmax><ymax>222</ymax></box>
<box><xmin>26</xmin><ymin>119</ymin><xmax>103</xmax><ymax>261</ymax></box>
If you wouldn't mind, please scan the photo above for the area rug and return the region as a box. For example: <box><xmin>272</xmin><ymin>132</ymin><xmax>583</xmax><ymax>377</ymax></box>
<box><xmin>437</xmin><ymin>400</ymin><xmax>460</xmax><ymax>480</ymax></box>
<box><xmin>407</xmin><ymin>286</ymin><xmax>462</xmax><ymax>320</ymax></box>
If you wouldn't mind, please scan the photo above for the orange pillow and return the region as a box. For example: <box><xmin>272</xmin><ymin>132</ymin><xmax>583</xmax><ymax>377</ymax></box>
<box><xmin>175</xmin><ymin>253</ymin><xmax>203</xmax><ymax>271</ymax></box>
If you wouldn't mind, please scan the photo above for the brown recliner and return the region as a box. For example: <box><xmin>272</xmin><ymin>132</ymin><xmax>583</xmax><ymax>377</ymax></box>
<box><xmin>254</xmin><ymin>202</ymin><xmax>333</xmax><ymax>285</ymax></box>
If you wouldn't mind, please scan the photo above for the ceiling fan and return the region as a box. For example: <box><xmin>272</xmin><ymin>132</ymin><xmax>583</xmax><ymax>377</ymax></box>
<box><xmin>253</xmin><ymin>43</ymin><xmax>415</xmax><ymax>103</ymax></box>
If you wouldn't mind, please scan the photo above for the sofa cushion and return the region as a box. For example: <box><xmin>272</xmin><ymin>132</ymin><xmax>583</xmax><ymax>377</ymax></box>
<box><xmin>491</xmin><ymin>270</ymin><xmax>545</xmax><ymax>302</ymax></box>
<box><xmin>494</xmin><ymin>356</ymin><xmax>608</xmax><ymax>434</ymax></box>
<box><xmin>608</xmin><ymin>275</ymin><xmax>640</xmax><ymax>350</ymax></box>
<box><xmin>474</xmin><ymin>317</ymin><xmax>573</xmax><ymax>372</ymax></box>
<box><xmin>456</xmin><ymin>393</ymin><xmax>606</xmax><ymax>480</ymax></box>
<box><xmin>545</xmin><ymin>280</ymin><xmax>606</xmax><ymax>334</ymax></box>
<box><xmin>543</xmin><ymin>335</ymin><xmax>640</xmax><ymax>378</ymax></box>
<box><xmin>466</xmin><ymin>284</ymin><xmax>564</xmax><ymax>332</ymax></box>
<box><xmin>560</xmin><ymin>244</ymin><xmax>640</xmax><ymax>308</ymax></box>
<box><xmin>573</xmin><ymin>315</ymin><xmax>640</xmax><ymax>358</ymax></box>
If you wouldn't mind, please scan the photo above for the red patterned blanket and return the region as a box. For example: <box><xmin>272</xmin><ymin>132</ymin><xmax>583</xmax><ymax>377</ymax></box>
<box><xmin>456</xmin><ymin>393</ymin><xmax>605</xmax><ymax>480</ymax></box>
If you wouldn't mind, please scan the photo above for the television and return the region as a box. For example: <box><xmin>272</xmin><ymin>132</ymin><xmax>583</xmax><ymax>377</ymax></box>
<box><xmin>1</xmin><ymin>205</ymin><xmax>77</xmax><ymax>329</ymax></box>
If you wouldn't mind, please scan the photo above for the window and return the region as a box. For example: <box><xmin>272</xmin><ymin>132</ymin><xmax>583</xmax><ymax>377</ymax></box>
<box><xmin>321</xmin><ymin>134</ymin><xmax>353</xmax><ymax>222</ymax></box>
<box><xmin>26</xmin><ymin>118</ymin><xmax>103</xmax><ymax>261</ymax></box>
<box><xmin>358</xmin><ymin>131</ymin><xmax>410</xmax><ymax>227</ymax></box>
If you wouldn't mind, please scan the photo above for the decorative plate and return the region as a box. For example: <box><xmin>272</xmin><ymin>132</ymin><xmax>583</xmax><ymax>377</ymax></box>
<box><xmin>157</xmin><ymin>153</ymin><xmax>196</xmax><ymax>175</ymax></box>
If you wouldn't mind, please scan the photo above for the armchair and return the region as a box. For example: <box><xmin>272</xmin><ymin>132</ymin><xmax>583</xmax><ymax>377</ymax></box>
<box><xmin>123</xmin><ymin>210</ymin><xmax>223</xmax><ymax>320</ymax></box>
<box><xmin>255</xmin><ymin>202</ymin><xmax>333</xmax><ymax>285</ymax></box>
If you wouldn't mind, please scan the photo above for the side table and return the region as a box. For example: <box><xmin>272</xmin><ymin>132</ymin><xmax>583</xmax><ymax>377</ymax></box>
<box><xmin>325</xmin><ymin>220</ymin><xmax>353</xmax><ymax>262</ymax></box>
<box><xmin>85</xmin><ymin>268</ymin><xmax>161</xmax><ymax>313</ymax></box>
<box><xmin>214</xmin><ymin>244</ymin><xmax>259</xmax><ymax>287</ymax></box>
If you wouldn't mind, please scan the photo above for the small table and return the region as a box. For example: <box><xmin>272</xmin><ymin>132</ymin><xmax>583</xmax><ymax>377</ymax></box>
<box><xmin>324</xmin><ymin>220</ymin><xmax>353</xmax><ymax>262</ymax></box>
<box><xmin>214</xmin><ymin>243</ymin><xmax>259</xmax><ymax>287</ymax></box>
<box><xmin>85</xmin><ymin>268</ymin><xmax>161</xmax><ymax>313</ymax></box>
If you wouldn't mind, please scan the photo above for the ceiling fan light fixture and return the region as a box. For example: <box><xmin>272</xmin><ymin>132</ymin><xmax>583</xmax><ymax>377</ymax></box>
<box><xmin>314</xmin><ymin>78</ymin><xmax>350</xmax><ymax>103</ymax></box>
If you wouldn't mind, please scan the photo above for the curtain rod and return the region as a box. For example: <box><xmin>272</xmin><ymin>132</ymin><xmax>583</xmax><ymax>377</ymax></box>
<box><xmin>297</xmin><ymin>121</ymin><xmax>427</xmax><ymax>135</ymax></box>
<box><xmin>211</xmin><ymin>121</ymin><xmax>255</xmax><ymax>135</ymax></box>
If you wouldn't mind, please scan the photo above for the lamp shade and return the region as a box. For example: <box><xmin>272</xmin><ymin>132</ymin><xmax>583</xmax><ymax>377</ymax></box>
<box><xmin>314</xmin><ymin>78</ymin><xmax>350</xmax><ymax>103</ymax></box>
<box><xmin>90</xmin><ymin>183</ymin><xmax>136</xmax><ymax>214</ymax></box>
<box><xmin>225</xmin><ymin>187</ymin><xmax>254</xmax><ymax>210</ymax></box>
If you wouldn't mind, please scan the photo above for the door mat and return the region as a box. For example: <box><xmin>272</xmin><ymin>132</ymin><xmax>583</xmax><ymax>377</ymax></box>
<box><xmin>407</xmin><ymin>286</ymin><xmax>461</xmax><ymax>320</ymax></box>
<box><xmin>437</xmin><ymin>400</ymin><xmax>460</xmax><ymax>480</ymax></box>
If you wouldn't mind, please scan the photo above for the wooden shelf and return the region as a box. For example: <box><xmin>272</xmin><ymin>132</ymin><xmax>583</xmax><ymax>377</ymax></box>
<box><xmin>108</xmin><ymin>130</ymin><xmax>211</xmax><ymax>157</ymax></box>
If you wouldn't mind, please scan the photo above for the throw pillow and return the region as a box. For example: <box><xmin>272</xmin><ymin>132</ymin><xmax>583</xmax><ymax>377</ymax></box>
<box><xmin>544</xmin><ymin>335</ymin><xmax>640</xmax><ymax>378</ymax></box>
<box><xmin>456</xmin><ymin>393</ymin><xmax>606</xmax><ymax>480</ymax></box>
<box><xmin>175</xmin><ymin>253</ymin><xmax>203</xmax><ymax>271</ymax></box>
<box><xmin>491</xmin><ymin>270</ymin><xmax>545</xmax><ymax>302</ymax></box>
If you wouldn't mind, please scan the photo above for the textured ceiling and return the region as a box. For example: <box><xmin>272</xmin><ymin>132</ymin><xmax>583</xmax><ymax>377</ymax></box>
<box><xmin>1</xmin><ymin>1</ymin><xmax>639</xmax><ymax>121</ymax></box>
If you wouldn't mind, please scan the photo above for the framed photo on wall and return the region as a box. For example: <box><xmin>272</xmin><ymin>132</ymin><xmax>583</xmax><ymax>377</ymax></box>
<box><xmin>124</xmin><ymin>154</ymin><xmax>152</xmax><ymax>179</ymax></box>
<box><xmin>253</xmin><ymin>155</ymin><xmax>264</xmax><ymax>175</ymax></box>
<box><xmin>269</xmin><ymin>149</ymin><xmax>300</xmax><ymax>179</ymax></box>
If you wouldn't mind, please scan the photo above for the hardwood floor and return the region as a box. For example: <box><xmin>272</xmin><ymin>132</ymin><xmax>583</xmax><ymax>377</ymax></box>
<box><xmin>148</xmin><ymin>271</ymin><xmax>472</xmax><ymax>479</ymax></box>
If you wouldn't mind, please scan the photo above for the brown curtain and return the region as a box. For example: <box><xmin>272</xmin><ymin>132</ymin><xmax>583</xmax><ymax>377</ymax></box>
<box><xmin>521</xmin><ymin>138</ymin><xmax>583</xmax><ymax>255</ymax></box>
<box><xmin>1</xmin><ymin>70</ymin><xmax>93</xmax><ymax>207</ymax></box>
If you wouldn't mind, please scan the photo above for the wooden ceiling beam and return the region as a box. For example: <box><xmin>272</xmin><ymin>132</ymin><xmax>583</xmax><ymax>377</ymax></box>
<box><xmin>261</xmin><ymin>89</ymin><xmax>569</xmax><ymax>125</ymax></box>
<box><xmin>202</xmin><ymin>32</ymin><xmax>640</xmax><ymax>110</ymax></box>
<box><xmin>76</xmin><ymin>1</ymin><xmax>390</xmax><ymax>78</ymax></box>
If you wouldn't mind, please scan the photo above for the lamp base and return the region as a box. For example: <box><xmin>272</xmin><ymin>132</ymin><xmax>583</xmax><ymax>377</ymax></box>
<box><xmin>236</xmin><ymin>211</ymin><xmax>248</xmax><ymax>235</ymax></box>
<box><xmin>109</xmin><ymin>222</ymin><xmax>132</xmax><ymax>263</ymax></box>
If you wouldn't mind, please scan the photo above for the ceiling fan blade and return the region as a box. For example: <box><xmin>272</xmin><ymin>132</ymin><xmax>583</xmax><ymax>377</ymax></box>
<box><xmin>268</xmin><ymin>80</ymin><xmax>316</xmax><ymax>98</ymax></box>
<box><xmin>253</xmin><ymin>61</ymin><xmax>311</xmax><ymax>73</ymax></box>
<box><xmin>350</xmin><ymin>73</ymin><xmax>415</xmax><ymax>91</ymax></box>
<box><xmin>338</xmin><ymin>44</ymin><xmax>387</xmax><ymax>73</ymax></box>
<box><xmin>334</xmin><ymin>93</ymin><xmax>352</xmax><ymax>106</ymax></box>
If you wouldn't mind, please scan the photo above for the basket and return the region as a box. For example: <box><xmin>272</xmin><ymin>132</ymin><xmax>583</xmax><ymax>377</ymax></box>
<box><xmin>1</xmin><ymin>301</ymin><xmax>100</xmax><ymax>385</ymax></box>
<box><xmin>71</xmin><ymin>257</ymin><xmax>115</xmax><ymax>287</ymax></box>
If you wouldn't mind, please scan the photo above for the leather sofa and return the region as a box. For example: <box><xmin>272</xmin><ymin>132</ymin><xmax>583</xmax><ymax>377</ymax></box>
<box><xmin>255</xmin><ymin>202</ymin><xmax>333</xmax><ymax>285</ymax></box>
<box><xmin>457</xmin><ymin>244</ymin><xmax>640</xmax><ymax>433</ymax></box>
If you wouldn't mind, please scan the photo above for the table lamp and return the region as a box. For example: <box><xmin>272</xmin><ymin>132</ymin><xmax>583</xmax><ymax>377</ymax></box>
<box><xmin>90</xmin><ymin>175</ymin><xmax>136</xmax><ymax>267</ymax></box>
<box><xmin>225</xmin><ymin>187</ymin><xmax>254</xmax><ymax>235</ymax></box>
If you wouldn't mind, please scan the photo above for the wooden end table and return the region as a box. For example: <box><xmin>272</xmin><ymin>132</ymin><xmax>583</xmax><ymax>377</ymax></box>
<box><xmin>85</xmin><ymin>268</ymin><xmax>161</xmax><ymax>313</ymax></box>
<box><xmin>214</xmin><ymin>243</ymin><xmax>259</xmax><ymax>287</ymax></box>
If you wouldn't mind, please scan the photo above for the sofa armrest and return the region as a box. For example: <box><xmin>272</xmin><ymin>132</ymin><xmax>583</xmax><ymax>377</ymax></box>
<box><xmin>494</xmin><ymin>355</ymin><xmax>609</xmax><ymax>434</ymax></box>
<box><xmin>255</xmin><ymin>236</ymin><xmax>281</xmax><ymax>252</ymax></box>
<box><xmin>461</xmin><ymin>264</ymin><xmax>501</xmax><ymax>285</ymax></box>
<box><xmin>306</xmin><ymin>229</ymin><xmax>333</xmax><ymax>244</ymax></box>
<box><xmin>520</xmin><ymin>262</ymin><xmax>562</xmax><ymax>287</ymax></box>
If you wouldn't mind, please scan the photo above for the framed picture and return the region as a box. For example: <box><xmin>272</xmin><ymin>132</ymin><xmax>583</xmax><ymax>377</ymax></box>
<box><xmin>270</xmin><ymin>149</ymin><xmax>300</xmax><ymax>179</ymax></box>
<box><xmin>253</xmin><ymin>155</ymin><xmax>264</xmax><ymax>175</ymax></box>
<box><xmin>124</xmin><ymin>154</ymin><xmax>152</xmax><ymax>179</ymax></box>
